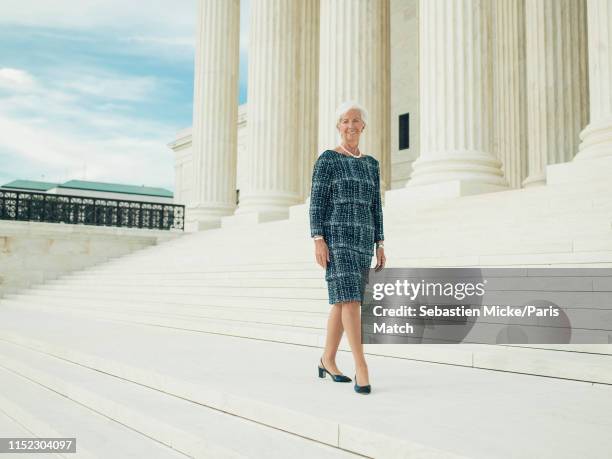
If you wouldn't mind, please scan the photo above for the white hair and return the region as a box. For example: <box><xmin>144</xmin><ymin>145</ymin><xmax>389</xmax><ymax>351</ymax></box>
<box><xmin>334</xmin><ymin>100</ymin><xmax>369</xmax><ymax>127</ymax></box>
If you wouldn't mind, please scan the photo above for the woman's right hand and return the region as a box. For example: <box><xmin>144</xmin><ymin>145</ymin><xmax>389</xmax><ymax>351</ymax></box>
<box><xmin>314</xmin><ymin>239</ymin><xmax>330</xmax><ymax>269</ymax></box>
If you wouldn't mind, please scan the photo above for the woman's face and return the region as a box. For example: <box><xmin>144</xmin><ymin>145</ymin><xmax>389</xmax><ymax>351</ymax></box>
<box><xmin>337</xmin><ymin>109</ymin><xmax>365</xmax><ymax>143</ymax></box>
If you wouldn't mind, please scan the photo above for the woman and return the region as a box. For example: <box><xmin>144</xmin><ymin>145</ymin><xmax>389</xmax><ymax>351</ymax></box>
<box><xmin>309</xmin><ymin>101</ymin><xmax>386</xmax><ymax>395</ymax></box>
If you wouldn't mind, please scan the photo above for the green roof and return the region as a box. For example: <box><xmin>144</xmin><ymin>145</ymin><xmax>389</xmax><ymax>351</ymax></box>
<box><xmin>1</xmin><ymin>179</ymin><xmax>60</xmax><ymax>191</ymax></box>
<box><xmin>59</xmin><ymin>180</ymin><xmax>173</xmax><ymax>198</ymax></box>
<box><xmin>2</xmin><ymin>179</ymin><xmax>173</xmax><ymax>198</ymax></box>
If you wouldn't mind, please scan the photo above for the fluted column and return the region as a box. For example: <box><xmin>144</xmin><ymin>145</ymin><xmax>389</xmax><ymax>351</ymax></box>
<box><xmin>317</xmin><ymin>0</ymin><xmax>391</xmax><ymax>189</ymax></box>
<box><xmin>575</xmin><ymin>0</ymin><xmax>612</xmax><ymax>160</ymax></box>
<box><xmin>407</xmin><ymin>0</ymin><xmax>508</xmax><ymax>194</ymax></box>
<box><xmin>188</xmin><ymin>0</ymin><xmax>240</xmax><ymax>230</ymax></box>
<box><xmin>298</xmin><ymin>1</ymin><xmax>320</xmax><ymax>201</ymax></box>
<box><xmin>235</xmin><ymin>0</ymin><xmax>303</xmax><ymax>219</ymax></box>
<box><xmin>522</xmin><ymin>0</ymin><xmax>588</xmax><ymax>187</ymax></box>
<box><xmin>492</xmin><ymin>0</ymin><xmax>528</xmax><ymax>189</ymax></box>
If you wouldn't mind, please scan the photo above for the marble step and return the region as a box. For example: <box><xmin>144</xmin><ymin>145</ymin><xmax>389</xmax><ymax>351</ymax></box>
<box><xmin>61</xmin><ymin>269</ymin><xmax>322</xmax><ymax>281</ymax></box>
<box><xmin>0</xmin><ymin>362</ymin><xmax>186</xmax><ymax>459</ymax></box>
<box><xmin>76</xmin><ymin>261</ymin><xmax>318</xmax><ymax>274</ymax></box>
<box><xmin>34</xmin><ymin>271</ymin><xmax>327</xmax><ymax>296</ymax></box>
<box><xmin>54</xmin><ymin>239</ymin><xmax>612</xmax><ymax>285</ymax></box>
<box><xmin>0</xmin><ymin>341</ymin><xmax>357</xmax><ymax>459</ymax></box>
<box><xmin>43</xmin><ymin>277</ymin><xmax>324</xmax><ymax>288</ymax></box>
<box><xmin>63</xmin><ymin>268</ymin><xmax>321</xmax><ymax>281</ymax></box>
<box><xmin>309</xmin><ymin>179</ymin><xmax>612</xmax><ymax>214</ymax></box>
<box><xmin>96</xmin><ymin>225</ymin><xmax>612</xmax><ymax>260</ymax></box>
<box><xmin>1</xmin><ymin>301</ymin><xmax>610</xmax><ymax>384</ymax></box>
<box><xmin>7</xmin><ymin>286</ymin><xmax>330</xmax><ymax>312</ymax></box>
<box><xmin>79</xmin><ymin>195</ymin><xmax>612</xmax><ymax>254</ymax></box>
<box><xmin>4</xmin><ymin>290</ymin><xmax>330</xmax><ymax>313</ymax></box>
<box><xmin>28</xmin><ymin>284</ymin><xmax>327</xmax><ymax>301</ymax></box>
<box><xmin>51</xmin><ymin>234</ymin><xmax>612</xmax><ymax>276</ymax></box>
<box><xmin>4</xmin><ymin>294</ymin><xmax>612</xmax><ymax>348</ymax></box>
<box><xmin>0</xmin><ymin>296</ymin><xmax>330</xmax><ymax>328</ymax></box>
<box><xmin>0</xmin><ymin>307</ymin><xmax>610</xmax><ymax>459</ymax></box>
<box><xmin>16</xmin><ymin>278</ymin><xmax>612</xmax><ymax>315</ymax></box>
<box><xmin>0</xmin><ymin>409</ymin><xmax>63</xmax><ymax>459</ymax></box>
<box><xmin>385</xmin><ymin>193</ymin><xmax>612</xmax><ymax>219</ymax></box>
<box><xmin>64</xmin><ymin>235</ymin><xmax>612</xmax><ymax>269</ymax></box>
<box><xmin>0</xmin><ymin>254</ymin><xmax>113</xmax><ymax>271</ymax></box>
<box><xmin>17</xmin><ymin>276</ymin><xmax>612</xmax><ymax>326</ymax></box>
<box><xmin>55</xmin><ymin>236</ymin><xmax>610</xmax><ymax>266</ymax></box>
<box><xmin>118</xmin><ymin>214</ymin><xmax>612</xmax><ymax>245</ymax></box>
<box><xmin>6</xmin><ymin>287</ymin><xmax>612</xmax><ymax>332</ymax></box>
<box><xmin>43</xmin><ymin>250</ymin><xmax>612</xmax><ymax>281</ymax></box>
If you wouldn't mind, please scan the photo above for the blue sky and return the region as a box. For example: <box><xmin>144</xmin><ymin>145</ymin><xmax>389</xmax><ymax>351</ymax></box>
<box><xmin>0</xmin><ymin>0</ymin><xmax>249</xmax><ymax>191</ymax></box>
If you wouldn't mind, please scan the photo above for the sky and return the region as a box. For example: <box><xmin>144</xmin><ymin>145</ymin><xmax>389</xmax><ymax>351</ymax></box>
<box><xmin>0</xmin><ymin>0</ymin><xmax>249</xmax><ymax>192</ymax></box>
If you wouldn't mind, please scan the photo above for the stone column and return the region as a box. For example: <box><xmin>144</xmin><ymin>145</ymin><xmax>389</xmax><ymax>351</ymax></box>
<box><xmin>297</xmin><ymin>0</ymin><xmax>320</xmax><ymax>201</ymax></box>
<box><xmin>317</xmin><ymin>0</ymin><xmax>391</xmax><ymax>189</ymax></box>
<box><xmin>522</xmin><ymin>0</ymin><xmax>588</xmax><ymax>187</ymax></box>
<box><xmin>492</xmin><ymin>0</ymin><xmax>528</xmax><ymax>189</ymax></box>
<box><xmin>575</xmin><ymin>0</ymin><xmax>612</xmax><ymax>160</ymax></box>
<box><xmin>233</xmin><ymin>0</ymin><xmax>303</xmax><ymax>222</ymax></box>
<box><xmin>187</xmin><ymin>0</ymin><xmax>240</xmax><ymax>231</ymax></box>
<box><xmin>406</xmin><ymin>0</ymin><xmax>508</xmax><ymax>196</ymax></box>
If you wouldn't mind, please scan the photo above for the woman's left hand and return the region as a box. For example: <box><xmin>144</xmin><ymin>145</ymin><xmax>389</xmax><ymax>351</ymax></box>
<box><xmin>374</xmin><ymin>247</ymin><xmax>386</xmax><ymax>272</ymax></box>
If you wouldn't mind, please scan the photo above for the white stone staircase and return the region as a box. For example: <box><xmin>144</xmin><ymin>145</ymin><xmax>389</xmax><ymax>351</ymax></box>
<box><xmin>1</xmin><ymin>165</ymin><xmax>611</xmax><ymax>458</ymax></box>
<box><xmin>0</xmin><ymin>220</ymin><xmax>181</xmax><ymax>298</ymax></box>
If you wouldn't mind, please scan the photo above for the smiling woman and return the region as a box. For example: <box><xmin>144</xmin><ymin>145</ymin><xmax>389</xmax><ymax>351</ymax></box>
<box><xmin>335</xmin><ymin>100</ymin><xmax>369</xmax><ymax>144</ymax></box>
<box><xmin>310</xmin><ymin>100</ymin><xmax>386</xmax><ymax>395</ymax></box>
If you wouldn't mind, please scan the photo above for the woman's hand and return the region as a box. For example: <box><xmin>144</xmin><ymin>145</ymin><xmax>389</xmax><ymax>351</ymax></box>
<box><xmin>374</xmin><ymin>247</ymin><xmax>386</xmax><ymax>272</ymax></box>
<box><xmin>314</xmin><ymin>239</ymin><xmax>330</xmax><ymax>269</ymax></box>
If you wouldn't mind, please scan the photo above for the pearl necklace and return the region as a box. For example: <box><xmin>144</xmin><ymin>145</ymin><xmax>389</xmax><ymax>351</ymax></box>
<box><xmin>339</xmin><ymin>143</ymin><xmax>363</xmax><ymax>158</ymax></box>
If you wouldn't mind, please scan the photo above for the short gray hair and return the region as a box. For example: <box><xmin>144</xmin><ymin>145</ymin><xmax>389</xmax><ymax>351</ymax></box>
<box><xmin>335</xmin><ymin>101</ymin><xmax>369</xmax><ymax>127</ymax></box>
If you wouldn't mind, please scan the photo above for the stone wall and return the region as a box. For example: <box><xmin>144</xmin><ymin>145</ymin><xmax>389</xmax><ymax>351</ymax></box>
<box><xmin>0</xmin><ymin>221</ymin><xmax>182</xmax><ymax>297</ymax></box>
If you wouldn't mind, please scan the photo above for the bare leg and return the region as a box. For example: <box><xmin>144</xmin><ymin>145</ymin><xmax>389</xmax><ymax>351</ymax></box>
<box><xmin>321</xmin><ymin>304</ymin><xmax>344</xmax><ymax>374</ymax></box>
<box><xmin>341</xmin><ymin>300</ymin><xmax>369</xmax><ymax>385</ymax></box>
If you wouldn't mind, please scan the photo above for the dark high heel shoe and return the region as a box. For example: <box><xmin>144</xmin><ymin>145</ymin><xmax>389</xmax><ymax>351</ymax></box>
<box><xmin>354</xmin><ymin>373</ymin><xmax>371</xmax><ymax>394</ymax></box>
<box><xmin>318</xmin><ymin>358</ymin><xmax>352</xmax><ymax>383</ymax></box>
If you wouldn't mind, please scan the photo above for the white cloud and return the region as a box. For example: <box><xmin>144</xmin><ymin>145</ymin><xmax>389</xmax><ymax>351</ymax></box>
<box><xmin>0</xmin><ymin>1</ymin><xmax>198</xmax><ymax>63</ymax></box>
<box><xmin>0</xmin><ymin>0</ymin><xmax>196</xmax><ymax>36</ymax></box>
<box><xmin>122</xmin><ymin>35</ymin><xmax>193</xmax><ymax>48</ymax></box>
<box><xmin>0</xmin><ymin>0</ymin><xmax>214</xmax><ymax>189</ymax></box>
<box><xmin>0</xmin><ymin>114</ymin><xmax>175</xmax><ymax>187</ymax></box>
<box><xmin>0</xmin><ymin>68</ymin><xmax>38</xmax><ymax>91</ymax></box>
<box><xmin>61</xmin><ymin>74</ymin><xmax>158</xmax><ymax>102</ymax></box>
<box><xmin>0</xmin><ymin>67</ymin><xmax>177</xmax><ymax>188</ymax></box>
<box><xmin>0</xmin><ymin>116</ymin><xmax>91</xmax><ymax>166</ymax></box>
<box><xmin>0</xmin><ymin>66</ymin><xmax>165</xmax><ymax>116</ymax></box>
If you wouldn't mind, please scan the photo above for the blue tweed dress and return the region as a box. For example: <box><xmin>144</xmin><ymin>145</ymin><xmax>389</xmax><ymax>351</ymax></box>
<box><xmin>309</xmin><ymin>149</ymin><xmax>384</xmax><ymax>305</ymax></box>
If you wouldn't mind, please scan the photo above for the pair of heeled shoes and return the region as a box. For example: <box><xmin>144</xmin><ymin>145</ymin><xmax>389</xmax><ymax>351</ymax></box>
<box><xmin>317</xmin><ymin>358</ymin><xmax>371</xmax><ymax>394</ymax></box>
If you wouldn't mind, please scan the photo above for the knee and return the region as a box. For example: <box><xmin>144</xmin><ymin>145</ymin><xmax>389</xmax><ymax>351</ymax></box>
<box><xmin>339</xmin><ymin>300</ymin><xmax>360</xmax><ymax>310</ymax></box>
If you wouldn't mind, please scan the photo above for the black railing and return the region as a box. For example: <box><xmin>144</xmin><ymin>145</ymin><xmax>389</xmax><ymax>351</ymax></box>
<box><xmin>0</xmin><ymin>189</ymin><xmax>184</xmax><ymax>231</ymax></box>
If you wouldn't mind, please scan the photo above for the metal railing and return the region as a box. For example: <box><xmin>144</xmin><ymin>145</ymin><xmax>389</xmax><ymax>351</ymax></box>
<box><xmin>0</xmin><ymin>189</ymin><xmax>184</xmax><ymax>231</ymax></box>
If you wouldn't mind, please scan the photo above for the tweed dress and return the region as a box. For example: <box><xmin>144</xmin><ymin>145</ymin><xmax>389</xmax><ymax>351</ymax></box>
<box><xmin>309</xmin><ymin>149</ymin><xmax>384</xmax><ymax>304</ymax></box>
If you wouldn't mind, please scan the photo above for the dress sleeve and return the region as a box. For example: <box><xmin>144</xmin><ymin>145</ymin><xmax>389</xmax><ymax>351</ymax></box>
<box><xmin>309</xmin><ymin>155</ymin><xmax>332</xmax><ymax>238</ymax></box>
<box><xmin>372</xmin><ymin>160</ymin><xmax>384</xmax><ymax>242</ymax></box>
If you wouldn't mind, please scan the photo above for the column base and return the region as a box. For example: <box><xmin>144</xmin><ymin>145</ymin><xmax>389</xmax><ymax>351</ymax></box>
<box><xmin>221</xmin><ymin>210</ymin><xmax>289</xmax><ymax>229</ymax></box>
<box><xmin>234</xmin><ymin>191</ymin><xmax>300</xmax><ymax>214</ymax></box>
<box><xmin>386</xmin><ymin>180</ymin><xmax>508</xmax><ymax>208</ymax></box>
<box><xmin>406</xmin><ymin>151</ymin><xmax>509</xmax><ymax>189</ymax></box>
<box><xmin>574</xmin><ymin>118</ymin><xmax>612</xmax><ymax>160</ymax></box>
<box><xmin>184</xmin><ymin>204</ymin><xmax>235</xmax><ymax>232</ymax></box>
<box><xmin>288</xmin><ymin>202</ymin><xmax>309</xmax><ymax>222</ymax></box>
<box><xmin>522</xmin><ymin>172</ymin><xmax>546</xmax><ymax>188</ymax></box>
<box><xmin>546</xmin><ymin>156</ymin><xmax>612</xmax><ymax>185</ymax></box>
